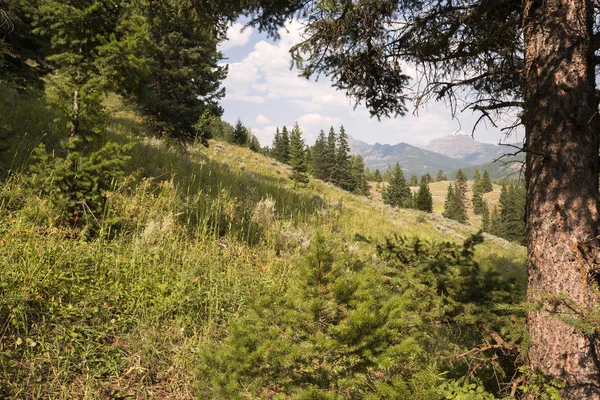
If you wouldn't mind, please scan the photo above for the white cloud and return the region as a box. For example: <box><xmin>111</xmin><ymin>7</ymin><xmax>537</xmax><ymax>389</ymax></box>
<box><xmin>219</xmin><ymin>23</ymin><xmax>253</xmax><ymax>51</ymax></box>
<box><xmin>224</xmin><ymin>93</ymin><xmax>265</xmax><ymax>103</ymax></box>
<box><xmin>251</xmin><ymin>125</ymin><xmax>279</xmax><ymax>146</ymax></box>
<box><xmin>297</xmin><ymin>113</ymin><xmax>341</xmax><ymax>129</ymax></box>
<box><xmin>256</xmin><ymin>114</ymin><xmax>271</xmax><ymax>124</ymax></box>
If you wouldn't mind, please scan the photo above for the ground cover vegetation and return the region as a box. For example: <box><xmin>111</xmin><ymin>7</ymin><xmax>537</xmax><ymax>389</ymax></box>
<box><xmin>238</xmin><ymin>2</ymin><xmax>600</xmax><ymax>396</ymax></box>
<box><xmin>0</xmin><ymin>0</ymin><xmax>572</xmax><ymax>398</ymax></box>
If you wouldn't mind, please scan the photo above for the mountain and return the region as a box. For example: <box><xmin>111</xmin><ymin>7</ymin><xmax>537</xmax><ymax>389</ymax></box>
<box><xmin>456</xmin><ymin>154</ymin><xmax>526</xmax><ymax>180</ymax></box>
<box><xmin>422</xmin><ymin>134</ymin><xmax>511</xmax><ymax>165</ymax></box>
<box><xmin>348</xmin><ymin>136</ymin><xmax>467</xmax><ymax>177</ymax></box>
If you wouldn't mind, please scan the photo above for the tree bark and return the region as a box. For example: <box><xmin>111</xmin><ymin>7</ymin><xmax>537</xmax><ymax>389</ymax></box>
<box><xmin>523</xmin><ymin>0</ymin><xmax>600</xmax><ymax>397</ymax></box>
<box><xmin>70</xmin><ymin>89</ymin><xmax>79</xmax><ymax>137</ymax></box>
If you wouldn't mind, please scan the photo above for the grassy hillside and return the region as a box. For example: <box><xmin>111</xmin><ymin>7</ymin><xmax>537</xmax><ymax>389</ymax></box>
<box><xmin>1</xmin><ymin>95</ymin><xmax>527</xmax><ymax>398</ymax></box>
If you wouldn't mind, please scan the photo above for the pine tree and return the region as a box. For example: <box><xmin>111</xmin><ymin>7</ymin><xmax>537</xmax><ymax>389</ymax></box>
<box><xmin>133</xmin><ymin>0</ymin><xmax>227</xmax><ymax>141</ymax></box>
<box><xmin>481</xmin><ymin>170</ymin><xmax>493</xmax><ymax>193</ymax></box>
<box><xmin>436</xmin><ymin>169</ymin><xmax>446</xmax><ymax>182</ymax></box>
<box><xmin>349</xmin><ymin>155</ymin><xmax>370</xmax><ymax>196</ymax></box>
<box><xmin>31</xmin><ymin>0</ymin><xmax>133</xmax><ymax>137</ymax></box>
<box><xmin>472</xmin><ymin>170</ymin><xmax>485</xmax><ymax>215</ymax></box>
<box><xmin>454</xmin><ymin>168</ymin><xmax>468</xmax><ymax>200</ymax></box>
<box><xmin>288</xmin><ymin>122</ymin><xmax>309</xmax><ymax>187</ymax></box>
<box><xmin>410</xmin><ymin>174</ymin><xmax>418</xmax><ymax>186</ymax></box>
<box><xmin>231</xmin><ymin>119</ymin><xmax>248</xmax><ymax>146</ymax></box>
<box><xmin>249</xmin><ymin>135</ymin><xmax>261</xmax><ymax>152</ymax></box>
<box><xmin>473</xmin><ymin>169</ymin><xmax>482</xmax><ymax>189</ymax></box>
<box><xmin>481</xmin><ymin>200</ymin><xmax>490</xmax><ymax>232</ymax></box>
<box><xmin>310</xmin><ymin>129</ymin><xmax>328</xmax><ymax>180</ymax></box>
<box><xmin>443</xmin><ymin>183</ymin><xmax>467</xmax><ymax>223</ymax></box>
<box><xmin>280</xmin><ymin>125</ymin><xmax>290</xmax><ymax>164</ymax></box>
<box><xmin>424</xmin><ymin>173</ymin><xmax>433</xmax><ymax>184</ymax></box>
<box><xmin>332</xmin><ymin>125</ymin><xmax>352</xmax><ymax>191</ymax></box>
<box><xmin>495</xmin><ymin>183</ymin><xmax>526</xmax><ymax>243</ymax></box>
<box><xmin>323</xmin><ymin>126</ymin><xmax>336</xmax><ymax>181</ymax></box>
<box><xmin>373</xmin><ymin>169</ymin><xmax>383</xmax><ymax>183</ymax></box>
<box><xmin>382</xmin><ymin>162</ymin><xmax>412</xmax><ymax>208</ymax></box>
<box><xmin>271</xmin><ymin>127</ymin><xmax>282</xmax><ymax>160</ymax></box>
<box><xmin>415</xmin><ymin>177</ymin><xmax>433</xmax><ymax>213</ymax></box>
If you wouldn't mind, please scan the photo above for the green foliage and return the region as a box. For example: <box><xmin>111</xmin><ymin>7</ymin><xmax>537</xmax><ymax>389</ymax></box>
<box><xmin>349</xmin><ymin>155</ymin><xmax>369</xmax><ymax>196</ymax></box>
<box><xmin>272</xmin><ymin>125</ymin><xmax>291</xmax><ymax>164</ymax></box>
<box><xmin>415</xmin><ymin>178</ymin><xmax>433</xmax><ymax>213</ymax></box>
<box><xmin>332</xmin><ymin>125</ymin><xmax>352</xmax><ymax>191</ymax></box>
<box><xmin>310</xmin><ymin>129</ymin><xmax>328</xmax><ymax>180</ymax></box>
<box><xmin>25</xmin><ymin>138</ymin><xmax>131</xmax><ymax>228</ymax></box>
<box><xmin>132</xmin><ymin>0</ymin><xmax>227</xmax><ymax>141</ymax></box>
<box><xmin>490</xmin><ymin>183</ymin><xmax>525</xmax><ymax>244</ymax></box>
<box><xmin>443</xmin><ymin>183</ymin><xmax>467</xmax><ymax>223</ymax></box>
<box><xmin>436</xmin><ymin>169</ymin><xmax>447</xmax><ymax>182</ymax></box>
<box><xmin>454</xmin><ymin>168</ymin><xmax>468</xmax><ymax>199</ymax></box>
<box><xmin>481</xmin><ymin>170</ymin><xmax>493</xmax><ymax>193</ymax></box>
<box><xmin>382</xmin><ymin>162</ymin><xmax>412</xmax><ymax>208</ymax></box>
<box><xmin>481</xmin><ymin>200</ymin><xmax>491</xmax><ymax>232</ymax></box>
<box><xmin>373</xmin><ymin>168</ymin><xmax>383</xmax><ymax>182</ymax></box>
<box><xmin>289</xmin><ymin>122</ymin><xmax>309</xmax><ymax>187</ymax></box>
<box><xmin>197</xmin><ymin>231</ymin><xmax>524</xmax><ymax>398</ymax></box>
<box><xmin>230</xmin><ymin>119</ymin><xmax>249</xmax><ymax>146</ymax></box>
<box><xmin>31</xmin><ymin>0</ymin><xmax>144</xmax><ymax>137</ymax></box>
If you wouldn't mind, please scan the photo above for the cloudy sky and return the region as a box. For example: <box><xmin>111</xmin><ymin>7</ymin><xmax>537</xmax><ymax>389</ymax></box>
<box><xmin>218</xmin><ymin>20</ymin><xmax>522</xmax><ymax>147</ymax></box>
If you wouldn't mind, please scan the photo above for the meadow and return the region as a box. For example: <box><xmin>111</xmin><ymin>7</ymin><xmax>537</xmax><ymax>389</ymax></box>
<box><xmin>0</xmin><ymin>94</ymin><xmax>527</xmax><ymax>398</ymax></box>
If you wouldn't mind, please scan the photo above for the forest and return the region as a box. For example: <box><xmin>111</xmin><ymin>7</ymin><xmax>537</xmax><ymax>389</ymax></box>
<box><xmin>1</xmin><ymin>0</ymin><xmax>598</xmax><ymax>399</ymax></box>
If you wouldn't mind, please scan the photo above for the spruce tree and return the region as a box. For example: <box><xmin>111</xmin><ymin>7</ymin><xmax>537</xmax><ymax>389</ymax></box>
<box><xmin>231</xmin><ymin>119</ymin><xmax>248</xmax><ymax>146</ymax></box>
<box><xmin>473</xmin><ymin>169</ymin><xmax>482</xmax><ymax>189</ymax></box>
<box><xmin>382</xmin><ymin>162</ymin><xmax>412</xmax><ymax>208</ymax></box>
<box><xmin>271</xmin><ymin>127</ymin><xmax>282</xmax><ymax>160</ymax></box>
<box><xmin>454</xmin><ymin>168</ymin><xmax>468</xmax><ymax>200</ymax></box>
<box><xmin>137</xmin><ymin>0</ymin><xmax>227</xmax><ymax>141</ymax></box>
<box><xmin>496</xmin><ymin>183</ymin><xmax>526</xmax><ymax>243</ymax></box>
<box><xmin>415</xmin><ymin>177</ymin><xmax>433</xmax><ymax>213</ymax></box>
<box><xmin>288</xmin><ymin>122</ymin><xmax>309</xmax><ymax>187</ymax></box>
<box><xmin>310</xmin><ymin>129</ymin><xmax>328</xmax><ymax>180</ymax></box>
<box><xmin>249</xmin><ymin>135</ymin><xmax>261</xmax><ymax>152</ymax></box>
<box><xmin>424</xmin><ymin>173</ymin><xmax>433</xmax><ymax>184</ymax></box>
<box><xmin>436</xmin><ymin>169</ymin><xmax>446</xmax><ymax>182</ymax></box>
<box><xmin>481</xmin><ymin>200</ymin><xmax>490</xmax><ymax>232</ymax></box>
<box><xmin>349</xmin><ymin>155</ymin><xmax>370</xmax><ymax>196</ymax></box>
<box><xmin>280</xmin><ymin>125</ymin><xmax>290</xmax><ymax>164</ymax></box>
<box><xmin>481</xmin><ymin>170</ymin><xmax>493</xmax><ymax>193</ymax></box>
<box><xmin>443</xmin><ymin>183</ymin><xmax>467</xmax><ymax>223</ymax></box>
<box><xmin>410</xmin><ymin>174</ymin><xmax>418</xmax><ymax>186</ymax></box>
<box><xmin>373</xmin><ymin>169</ymin><xmax>383</xmax><ymax>183</ymax></box>
<box><xmin>332</xmin><ymin>125</ymin><xmax>352</xmax><ymax>191</ymax></box>
<box><xmin>324</xmin><ymin>126</ymin><xmax>336</xmax><ymax>181</ymax></box>
<box><xmin>31</xmin><ymin>0</ymin><xmax>132</xmax><ymax>137</ymax></box>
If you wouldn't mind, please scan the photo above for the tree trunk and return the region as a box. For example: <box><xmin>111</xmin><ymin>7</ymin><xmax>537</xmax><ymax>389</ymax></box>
<box><xmin>70</xmin><ymin>89</ymin><xmax>79</xmax><ymax>137</ymax></box>
<box><xmin>523</xmin><ymin>0</ymin><xmax>600</xmax><ymax>397</ymax></box>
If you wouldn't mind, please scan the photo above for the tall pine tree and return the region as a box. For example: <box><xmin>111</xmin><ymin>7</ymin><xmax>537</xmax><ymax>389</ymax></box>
<box><xmin>310</xmin><ymin>129</ymin><xmax>328</xmax><ymax>180</ymax></box>
<box><xmin>480</xmin><ymin>170</ymin><xmax>493</xmax><ymax>193</ymax></box>
<box><xmin>332</xmin><ymin>125</ymin><xmax>352</xmax><ymax>191</ymax></box>
<box><xmin>382</xmin><ymin>162</ymin><xmax>412</xmax><ymax>208</ymax></box>
<box><xmin>288</xmin><ymin>122</ymin><xmax>309</xmax><ymax>187</ymax></box>
<box><xmin>443</xmin><ymin>183</ymin><xmax>467</xmax><ymax>223</ymax></box>
<box><xmin>415</xmin><ymin>177</ymin><xmax>433</xmax><ymax>213</ymax></box>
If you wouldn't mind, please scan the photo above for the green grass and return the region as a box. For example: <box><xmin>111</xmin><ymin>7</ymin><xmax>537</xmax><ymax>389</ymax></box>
<box><xmin>0</xmin><ymin>93</ymin><xmax>526</xmax><ymax>398</ymax></box>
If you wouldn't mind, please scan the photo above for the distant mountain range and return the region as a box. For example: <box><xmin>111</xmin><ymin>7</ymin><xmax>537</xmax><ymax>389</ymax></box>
<box><xmin>422</xmin><ymin>134</ymin><xmax>509</xmax><ymax>165</ymax></box>
<box><xmin>348</xmin><ymin>134</ymin><xmax>524</xmax><ymax>178</ymax></box>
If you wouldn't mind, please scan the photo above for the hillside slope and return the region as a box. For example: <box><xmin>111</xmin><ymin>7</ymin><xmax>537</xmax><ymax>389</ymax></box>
<box><xmin>1</xmin><ymin>97</ymin><xmax>526</xmax><ymax>398</ymax></box>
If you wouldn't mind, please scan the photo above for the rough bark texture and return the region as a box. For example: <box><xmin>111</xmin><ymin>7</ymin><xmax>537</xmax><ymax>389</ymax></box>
<box><xmin>70</xmin><ymin>89</ymin><xmax>79</xmax><ymax>137</ymax></box>
<box><xmin>523</xmin><ymin>0</ymin><xmax>600</xmax><ymax>397</ymax></box>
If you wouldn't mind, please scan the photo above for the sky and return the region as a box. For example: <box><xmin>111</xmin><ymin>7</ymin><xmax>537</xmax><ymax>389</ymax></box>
<box><xmin>218</xmin><ymin>20</ymin><xmax>523</xmax><ymax>148</ymax></box>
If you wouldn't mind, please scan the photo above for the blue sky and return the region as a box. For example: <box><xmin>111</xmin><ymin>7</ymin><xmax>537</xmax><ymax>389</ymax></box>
<box><xmin>218</xmin><ymin>20</ymin><xmax>523</xmax><ymax>147</ymax></box>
